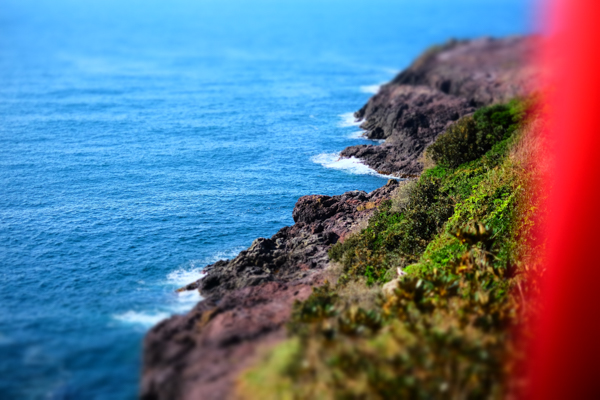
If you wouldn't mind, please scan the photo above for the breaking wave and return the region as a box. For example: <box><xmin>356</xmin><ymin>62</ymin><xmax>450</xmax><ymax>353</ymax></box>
<box><xmin>338</xmin><ymin>112</ymin><xmax>362</xmax><ymax>127</ymax></box>
<box><xmin>113</xmin><ymin>311</ymin><xmax>170</xmax><ymax>328</ymax></box>
<box><xmin>359</xmin><ymin>84</ymin><xmax>382</xmax><ymax>94</ymax></box>
<box><xmin>311</xmin><ymin>153</ymin><xmax>390</xmax><ymax>178</ymax></box>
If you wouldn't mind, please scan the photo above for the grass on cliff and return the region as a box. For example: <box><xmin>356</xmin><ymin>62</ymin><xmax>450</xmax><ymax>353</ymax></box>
<box><xmin>236</xmin><ymin>98</ymin><xmax>545</xmax><ymax>400</ymax></box>
<box><xmin>328</xmin><ymin>100</ymin><xmax>528</xmax><ymax>285</ymax></box>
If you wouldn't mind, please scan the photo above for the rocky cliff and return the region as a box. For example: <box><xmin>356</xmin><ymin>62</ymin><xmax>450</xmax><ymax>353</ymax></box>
<box><xmin>141</xmin><ymin>36</ymin><xmax>534</xmax><ymax>400</ymax></box>
<box><xmin>141</xmin><ymin>182</ymin><xmax>400</xmax><ymax>400</ymax></box>
<box><xmin>341</xmin><ymin>36</ymin><xmax>536</xmax><ymax>176</ymax></box>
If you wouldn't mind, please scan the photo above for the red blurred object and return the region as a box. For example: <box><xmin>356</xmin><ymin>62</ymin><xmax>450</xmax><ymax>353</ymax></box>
<box><xmin>529</xmin><ymin>0</ymin><xmax>600</xmax><ymax>398</ymax></box>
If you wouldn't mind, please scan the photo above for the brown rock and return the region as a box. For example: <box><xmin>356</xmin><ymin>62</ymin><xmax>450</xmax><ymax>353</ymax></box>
<box><xmin>141</xmin><ymin>278</ymin><xmax>317</xmax><ymax>400</ymax></box>
<box><xmin>141</xmin><ymin>182</ymin><xmax>401</xmax><ymax>399</ymax></box>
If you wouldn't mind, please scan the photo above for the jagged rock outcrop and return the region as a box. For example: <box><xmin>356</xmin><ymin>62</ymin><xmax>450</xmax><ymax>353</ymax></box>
<box><xmin>141</xmin><ymin>181</ymin><xmax>400</xmax><ymax>399</ymax></box>
<box><xmin>142</xmin><ymin>279</ymin><xmax>317</xmax><ymax>400</ymax></box>
<box><xmin>176</xmin><ymin>181</ymin><xmax>399</xmax><ymax>301</ymax></box>
<box><xmin>341</xmin><ymin>36</ymin><xmax>536</xmax><ymax>175</ymax></box>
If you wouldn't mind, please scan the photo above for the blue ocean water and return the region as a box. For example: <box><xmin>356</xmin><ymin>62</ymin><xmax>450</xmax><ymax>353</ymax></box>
<box><xmin>0</xmin><ymin>0</ymin><xmax>532</xmax><ymax>398</ymax></box>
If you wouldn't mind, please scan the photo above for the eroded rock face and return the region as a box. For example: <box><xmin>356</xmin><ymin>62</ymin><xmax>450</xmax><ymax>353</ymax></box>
<box><xmin>142</xmin><ymin>278</ymin><xmax>317</xmax><ymax>400</ymax></box>
<box><xmin>180</xmin><ymin>180</ymin><xmax>399</xmax><ymax>300</ymax></box>
<box><xmin>342</xmin><ymin>36</ymin><xmax>536</xmax><ymax>176</ymax></box>
<box><xmin>141</xmin><ymin>181</ymin><xmax>400</xmax><ymax>399</ymax></box>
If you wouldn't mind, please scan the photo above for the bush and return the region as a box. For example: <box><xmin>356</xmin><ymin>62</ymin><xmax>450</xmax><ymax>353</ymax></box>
<box><xmin>426</xmin><ymin>103</ymin><xmax>521</xmax><ymax>169</ymax></box>
<box><xmin>239</xmin><ymin>229</ymin><xmax>528</xmax><ymax>400</ymax></box>
<box><xmin>328</xmin><ymin>177</ymin><xmax>454</xmax><ymax>284</ymax></box>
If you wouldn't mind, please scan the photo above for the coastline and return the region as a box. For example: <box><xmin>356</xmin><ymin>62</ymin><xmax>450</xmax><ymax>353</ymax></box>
<box><xmin>141</xmin><ymin>36</ymin><xmax>535</xmax><ymax>400</ymax></box>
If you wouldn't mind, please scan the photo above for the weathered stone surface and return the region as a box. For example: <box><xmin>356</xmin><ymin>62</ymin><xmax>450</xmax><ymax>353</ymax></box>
<box><xmin>141</xmin><ymin>181</ymin><xmax>401</xmax><ymax>399</ymax></box>
<box><xmin>193</xmin><ymin>180</ymin><xmax>399</xmax><ymax>300</ymax></box>
<box><xmin>342</xmin><ymin>36</ymin><xmax>536</xmax><ymax>176</ymax></box>
<box><xmin>142</xmin><ymin>278</ymin><xmax>317</xmax><ymax>400</ymax></box>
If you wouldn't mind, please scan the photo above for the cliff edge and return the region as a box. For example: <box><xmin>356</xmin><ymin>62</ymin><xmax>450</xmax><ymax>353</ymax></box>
<box><xmin>141</xmin><ymin>36</ymin><xmax>535</xmax><ymax>400</ymax></box>
<box><xmin>341</xmin><ymin>36</ymin><xmax>536</xmax><ymax>176</ymax></box>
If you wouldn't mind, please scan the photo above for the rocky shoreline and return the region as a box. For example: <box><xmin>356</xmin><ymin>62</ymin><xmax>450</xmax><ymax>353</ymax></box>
<box><xmin>343</xmin><ymin>36</ymin><xmax>536</xmax><ymax>176</ymax></box>
<box><xmin>141</xmin><ymin>36</ymin><xmax>535</xmax><ymax>400</ymax></box>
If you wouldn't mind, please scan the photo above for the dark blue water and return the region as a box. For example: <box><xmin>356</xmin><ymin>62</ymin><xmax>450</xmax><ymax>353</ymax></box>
<box><xmin>0</xmin><ymin>0</ymin><xmax>532</xmax><ymax>398</ymax></box>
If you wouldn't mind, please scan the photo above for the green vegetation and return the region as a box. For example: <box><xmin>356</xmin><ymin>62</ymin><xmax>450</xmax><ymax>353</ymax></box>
<box><xmin>427</xmin><ymin>101</ymin><xmax>524</xmax><ymax>169</ymax></box>
<box><xmin>237</xmin><ymin>99</ymin><xmax>544</xmax><ymax>400</ymax></box>
<box><xmin>328</xmin><ymin>100</ymin><xmax>529</xmax><ymax>285</ymax></box>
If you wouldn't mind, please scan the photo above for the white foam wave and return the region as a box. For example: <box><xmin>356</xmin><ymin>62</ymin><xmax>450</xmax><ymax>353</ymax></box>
<box><xmin>114</xmin><ymin>249</ymin><xmax>246</xmax><ymax>330</ymax></box>
<box><xmin>166</xmin><ymin>247</ymin><xmax>243</xmax><ymax>287</ymax></box>
<box><xmin>167</xmin><ymin>267</ymin><xmax>206</xmax><ymax>287</ymax></box>
<box><xmin>383</xmin><ymin>68</ymin><xmax>400</xmax><ymax>75</ymax></box>
<box><xmin>165</xmin><ymin>265</ymin><xmax>205</xmax><ymax>313</ymax></box>
<box><xmin>204</xmin><ymin>247</ymin><xmax>245</xmax><ymax>264</ymax></box>
<box><xmin>348</xmin><ymin>131</ymin><xmax>386</xmax><ymax>144</ymax></box>
<box><xmin>118</xmin><ymin>247</ymin><xmax>253</xmax><ymax>331</ymax></box>
<box><xmin>164</xmin><ymin>247</ymin><xmax>245</xmax><ymax>312</ymax></box>
<box><xmin>349</xmin><ymin>130</ymin><xmax>366</xmax><ymax>139</ymax></box>
<box><xmin>113</xmin><ymin>311</ymin><xmax>170</xmax><ymax>328</ymax></box>
<box><xmin>113</xmin><ymin>269</ymin><xmax>204</xmax><ymax>329</ymax></box>
<box><xmin>360</xmin><ymin>84</ymin><xmax>382</xmax><ymax>94</ymax></box>
<box><xmin>311</xmin><ymin>153</ymin><xmax>390</xmax><ymax>178</ymax></box>
<box><xmin>172</xmin><ymin>290</ymin><xmax>203</xmax><ymax>313</ymax></box>
<box><xmin>338</xmin><ymin>112</ymin><xmax>362</xmax><ymax>128</ymax></box>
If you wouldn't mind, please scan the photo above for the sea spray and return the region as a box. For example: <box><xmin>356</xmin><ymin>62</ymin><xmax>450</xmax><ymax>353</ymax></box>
<box><xmin>311</xmin><ymin>153</ymin><xmax>390</xmax><ymax>178</ymax></box>
<box><xmin>359</xmin><ymin>84</ymin><xmax>382</xmax><ymax>94</ymax></box>
<box><xmin>114</xmin><ymin>311</ymin><xmax>171</xmax><ymax>329</ymax></box>
<box><xmin>338</xmin><ymin>112</ymin><xmax>363</xmax><ymax>127</ymax></box>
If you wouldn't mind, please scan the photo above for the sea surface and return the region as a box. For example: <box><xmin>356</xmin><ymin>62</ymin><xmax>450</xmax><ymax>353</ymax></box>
<box><xmin>0</xmin><ymin>0</ymin><xmax>532</xmax><ymax>398</ymax></box>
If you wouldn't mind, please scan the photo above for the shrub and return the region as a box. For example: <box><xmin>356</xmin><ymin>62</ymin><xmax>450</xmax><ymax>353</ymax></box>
<box><xmin>390</xmin><ymin>179</ymin><xmax>416</xmax><ymax>213</ymax></box>
<box><xmin>328</xmin><ymin>177</ymin><xmax>454</xmax><ymax>283</ymax></box>
<box><xmin>426</xmin><ymin>103</ymin><xmax>521</xmax><ymax>169</ymax></box>
<box><xmin>239</xmin><ymin>228</ymin><xmax>529</xmax><ymax>400</ymax></box>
